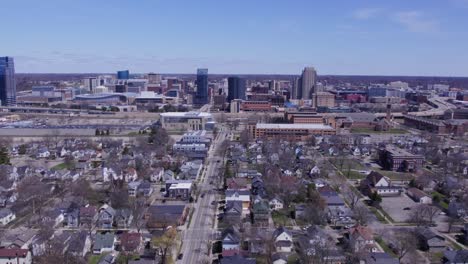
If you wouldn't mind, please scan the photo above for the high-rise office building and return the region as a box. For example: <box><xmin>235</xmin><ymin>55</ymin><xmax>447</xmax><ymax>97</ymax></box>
<box><xmin>195</xmin><ymin>68</ymin><xmax>208</xmax><ymax>105</ymax></box>
<box><xmin>227</xmin><ymin>76</ymin><xmax>246</xmax><ymax>102</ymax></box>
<box><xmin>0</xmin><ymin>57</ymin><xmax>16</xmax><ymax>106</ymax></box>
<box><xmin>292</xmin><ymin>77</ymin><xmax>302</xmax><ymax>100</ymax></box>
<box><xmin>82</xmin><ymin>77</ymin><xmax>98</xmax><ymax>92</ymax></box>
<box><xmin>301</xmin><ymin>67</ymin><xmax>317</xmax><ymax>99</ymax></box>
<box><xmin>117</xmin><ymin>70</ymin><xmax>130</xmax><ymax>80</ymax></box>
<box><xmin>147</xmin><ymin>73</ymin><xmax>162</xmax><ymax>83</ymax></box>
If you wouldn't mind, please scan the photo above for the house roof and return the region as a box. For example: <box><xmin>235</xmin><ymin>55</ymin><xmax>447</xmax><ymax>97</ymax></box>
<box><xmin>220</xmin><ymin>255</ymin><xmax>256</xmax><ymax>264</ymax></box>
<box><xmin>363</xmin><ymin>252</ymin><xmax>399</xmax><ymax>264</ymax></box>
<box><xmin>94</xmin><ymin>233</ymin><xmax>115</xmax><ymax>250</ymax></box>
<box><xmin>408</xmin><ymin>188</ymin><xmax>430</xmax><ymax>200</ymax></box>
<box><xmin>350</xmin><ymin>225</ymin><xmax>373</xmax><ymax>241</ymax></box>
<box><xmin>80</xmin><ymin>206</ymin><xmax>97</xmax><ymax>217</ymax></box>
<box><xmin>120</xmin><ymin>232</ymin><xmax>142</xmax><ymax>252</ymax></box>
<box><xmin>225</xmin><ymin>201</ymin><xmax>243</xmax><ymax>215</ymax></box>
<box><xmin>272</xmin><ymin>226</ymin><xmax>291</xmax><ymax>241</ymax></box>
<box><xmin>0</xmin><ymin>208</ymin><xmax>13</xmax><ymax>218</ymax></box>
<box><xmin>443</xmin><ymin>250</ymin><xmax>468</xmax><ymax>263</ymax></box>
<box><xmin>363</xmin><ymin>171</ymin><xmax>385</xmax><ymax>187</ymax></box>
<box><xmin>0</xmin><ymin>248</ymin><xmax>29</xmax><ymax>258</ymax></box>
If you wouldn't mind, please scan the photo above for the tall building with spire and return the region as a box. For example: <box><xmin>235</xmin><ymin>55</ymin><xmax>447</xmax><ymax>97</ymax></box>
<box><xmin>0</xmin><ymin>57</ymin><xmax>16</xmax><ymax>106</ymax></box>
<box><xmin>300</xmin><ymin>66</ymin><xmax>317</xmax><ymax>100</ymax></box>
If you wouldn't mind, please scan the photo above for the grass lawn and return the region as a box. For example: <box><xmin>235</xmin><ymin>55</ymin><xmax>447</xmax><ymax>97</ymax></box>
<box><xmin>375</xmin><ymin>169</ymin><xmax>414</xmax><ymax>181</ymax></box>
<box><xmin>351</xmin><ymin>128</ymin><xmax>408</xmax><ymax>134</ymax></box>
<box><xmin>271</xmin><ymin>210</ymin><xmax>291</xmax><ymax>226</ymax></box>
<box><xmin>88</xmin><ymin>254</ymin><xmax>104</xmax><ymax>264</ymax></box>
<box><xmin>345</xmin><ymin>170</ymin><xmax>367</xmax><ymax>179</ymax></box>
<box><xmin>51</xmin><ymin>162</ymin><xmax>74</xmax><ymax>171</ymax></box>
<box><xmin>375</xmin><ymin>237</ymin><xmax>398</xmax><ymax>258</ymax></box>
<box><xmin>369</xmin><ymin>207</ymin><xmax>387</xmax><ymax>223</ymax></box>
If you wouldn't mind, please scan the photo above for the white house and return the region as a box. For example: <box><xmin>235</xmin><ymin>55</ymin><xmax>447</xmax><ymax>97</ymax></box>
<box><xmin>37</xmin><ymin>148</ymin><xmax>50</xmax><ymax>159</ymax></box>
<box><xmin>151</xmin><ymin>167</ymin><xmax>164</xmax><ymax>182</ymax></box>
<box><xmin>269</xmin><ymin>198</ymin><xmax>284</xmax><ymax>211</ymax></box>
<box><xmin>310</xmin><ymin>166</ymin><xmax>320</xmax><ymax>175</ymax></box>
<box><xmin>0</xmin><ymin>209</ymin><xmax>15</xmax><ymax>226</ymax></box>
<box><xmin>273</xmin><ymin>227</ymin><xmax>293</xmax><ymax>253</ymax></box>
<box><xmin>352</xmin><ymin>147</ymin><xmax>361</xmax><ymax>156</ymax></box>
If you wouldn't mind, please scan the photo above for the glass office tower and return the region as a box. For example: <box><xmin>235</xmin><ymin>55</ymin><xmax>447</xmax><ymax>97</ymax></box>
<box><xmin>0</xmin><ymin>57</ymin><xmax>16</xmax><ymax>106</ymax></box>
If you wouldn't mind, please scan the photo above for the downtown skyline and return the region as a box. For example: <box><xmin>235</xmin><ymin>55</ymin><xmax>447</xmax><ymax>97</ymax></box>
<box><xmin>2</xmin><ymin>0</ymin><xmax>468</xmax><ymax>76</ymax></box>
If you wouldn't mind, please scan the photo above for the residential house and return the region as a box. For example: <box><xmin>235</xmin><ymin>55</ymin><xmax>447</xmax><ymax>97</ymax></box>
<box><xmin>225</xmin><ymin>201</ymin><xmax>243</xmax><ymax>222</ymax></box>
<box><xmin>360</xmin><ymin>252</ymin><xmax>399</xmax><ymax>264</ymax></box>
<box><xmin>163</xmin><ymin>170</ymin><xmax>175</xmax><ymax>181</ymax></box>
<box><xmin>252</xmin><ymin>200</ymin><xmax>270</xmax><ymax>227</ymax></box>
<box><xmin>138</xmin><ymin>181</ymin><xmax>153</xmax><ymax>197</ymax></box>
<box><xmin>359</xmin><ymin>171</ymin><xmax>401</xmax><ymax>197</ymax></box>
<box><xmin>179</xmin><ymin>160</ymin><xmax>203</xmax><ymax>180</ymax></box>
<box><xmin>67</xmin><ymin>209</ymin><xmax>80</xmax><ymax>228</ymax></box>
<box><xmin>42</xmin><ymin>209</ymin><xmax>64</xmax><ymax>227</ymax></box>
<box><xmin>269</xmin><ymin>198</ymin><xmax>284</xmax><ymax>211</ymax></box>
<box><xmin>310</xmin><ymin>166</ymin><xmax>320</xmax><ymax>176</ymax></box>
<box><xmin>79</xmin><ymin>206</ymin><xmax>97</xmax><ymax>227</ymax></box>
<box><xmin>166</xmin><ymin>180</ymin><xmax>192</xmax><ymax>200</ymax></box>
<box><xmin>272</xmin><ymin>253</ymin><xmax>288</xmax><ymax>264</ymax></box>
<box><xmin>37</xmin><ymin>147</ymin><xmax>50</xmax><ymax>159</ymax></box>
<box><xmin>128</xmin><ymin>181</ymin><xmax>141</xmax><ymax>197</ymax></box>
<box><xmin>146</xmin><ymin>205</ymin><xmax>187</xmax><ymax>228</ymax></box>
<box><xmin>0</xmin><ymin>248</ymin><xmax>32</xmax><ymax>264</ymax></box>
<box><xmin>448</xmin><ymin>201</ymin><xmax>467</xmax><ymax>218</ymax></box>
<box><xmin>150</xmin><ymin>167</ymin><xmax>164</xmax><ymax>182</ymax></box>
<box><xmin>98</xmin><ymin>205</ymin><xmax>116</xmax><ymax>229</ymax></box>
<box><xmin>221</xmin><ymin>255</ymin><xmax>256</xmax><ymax>264</ymax></box>
<box><xmin>348</xmin><ymin>225</ymin><xmax>378</xmax><ymax>253</ymax></box>
<box><xmin>226</xmin><ymin>178</ymin><xmax>250</xmax><ymax>190</ymax></box>
<box><xmin>221</xmin><ymin>227</ymin><xmax>241</xmax><ymax>257</ymax></box>
<box><xmin>226</xmin><ymin>189</ymin><xmax>251</xmax><ymax>213</ymax></box>
<box><xmin>415</xmin><ymin>228</ymin><xmax>446</xmax><ymax>252</ymax></box>
<box><xmin>120</xmin><ymin>232</ymin><xmax>143</xmax><ymax>253</ymax></box>
<box><xmin>123</xmin><ymin>168</ymin><xmax>138</xmax><ymax>182</ymax></box>
<box><xmin>407</xmin><ymin>188</ymin><xmax>432</xmax><ymax>204</ymax></box>
<box><xmin>93</xmin><ymin>233</ymin><xmax>115</xmax><ymax>254</ymax></box>
<box><xmin>0</xmin><ymin>208</ymin><xmax>15</xmax><ymax>226</ymax></box>
<box><xmin>443</xmin><ymin>249</ymin><xmax>468</xmax><ymax>264</ymax></box>
<box><xmin>272</xmin><ymin>226</ymin><xmax>293</xmax><ymax>253</ymax></box>
<box><xmin>68</xmin><ymin>231</ymin><xmax>91</xmax><ymax>257</ymax></box>
<box><xmin>114</xmin><ymin>209</ymin><xmax>133</xmax><ymax>228</ymax></box>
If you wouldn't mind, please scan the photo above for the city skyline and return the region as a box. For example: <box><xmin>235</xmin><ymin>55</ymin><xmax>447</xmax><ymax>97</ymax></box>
<box><xmin>2</xmin><ymin>0</ymin><xmax>468</xmax><ymax>76</ymax></box>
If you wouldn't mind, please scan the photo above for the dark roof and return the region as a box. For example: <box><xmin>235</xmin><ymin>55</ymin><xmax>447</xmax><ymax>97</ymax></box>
<box><xmin>148</xmin><ymin>205</ymin><xmax>185</xmax><ymax>216</ymax></box>
<box><xmin>220</xmin><ymin>255</ymin><xmax>256</xmax><ymax>264</ymax></box>
<box><xmin>272</xmin><ymin>226</ymin><xmax>291</xmax><ymax>240</ymax></box>
<box><xmin>443</xmin><ymin>250</ymin><xmax>468</xmax><ymax>263</ymax></box>
<box><xmin>363</xmin><ymin>252</ymin><xmax>399</xmax><ymax>264</ymax></box>
<box><xmin>120</xmin><ymin>232</ymin><xmax>142</xmax><ymax>252</ymax></box>
<box><xmin>225</xmin><ymin>201</ymin><xmax>242</xmax><ymax>215</ymax></box>
<box><xmin>363</xmin><ymin>171</ymin><xmax>385</xmax><ymax>187</ymax></box>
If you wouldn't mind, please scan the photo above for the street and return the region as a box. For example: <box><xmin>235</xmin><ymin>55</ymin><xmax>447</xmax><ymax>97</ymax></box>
<box><xmin>178</xmin><ymin>126</ymin><xmax>227</xmax><ymax>264</ymax></box>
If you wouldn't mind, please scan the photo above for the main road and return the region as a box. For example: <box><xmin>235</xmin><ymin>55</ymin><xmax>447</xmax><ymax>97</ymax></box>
<box><xmin>178</xmin><ymin>125</ymin><xmax>227</xmax><ymax>264</ymax></box>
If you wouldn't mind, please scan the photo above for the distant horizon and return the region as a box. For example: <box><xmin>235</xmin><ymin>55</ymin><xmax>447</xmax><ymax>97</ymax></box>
<box><xmin>15</xmin><ymin>72</ymin><xmax>468</xmax><ymax>79</ymax></box>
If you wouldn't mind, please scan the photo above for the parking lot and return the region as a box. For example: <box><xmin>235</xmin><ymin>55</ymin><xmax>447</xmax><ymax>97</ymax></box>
<box><xmin>380</xmin><ymin>194</ymin><xmax>417</xmax><ymax>222</ymax></box>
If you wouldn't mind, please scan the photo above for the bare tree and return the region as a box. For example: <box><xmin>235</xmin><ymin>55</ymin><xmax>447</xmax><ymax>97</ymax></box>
<box><xmin>353</xmin><ymin>205</ymin><xmax>370</xmax><ymax>225</ymax></box>
<box><xmin>152</xmin><ymin>227</ymin><xmax>179</xmax><ymax>264</ymax></box>
<box><xmin>343</xmin><ymin>186</ymin><xmax>360</xmax><ymax>210</ymax></box>
<box><xmin>389</xmin><ymin>229</ymin><xmax>418</xmax><ymax>262</ymax></box>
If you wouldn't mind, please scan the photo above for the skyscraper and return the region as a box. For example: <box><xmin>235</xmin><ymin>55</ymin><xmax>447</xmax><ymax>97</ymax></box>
<box><xmin>292</xmin><ymin>77</ymin><xmax>302</xmax><ymax>100</ymax></box>
<box><xmin>117</xmin><ymin>70</ymin><xmax>130</xmax><ymax>80</ymax></box>
<box><xmin>0</xmin><ymin>57</ymin><xmax>16</xmax><ymax>106</ymax></box>
<box><xmin>301</xmin><ymin>67</ymin><xmax>317</xmax><ymax>99</ymax></box>
<box><xmin>195</xmin><ymin>68</ymin><xmax>208</xmax><ymax>105</ymax></box>
<box><xmin>227</xmin><ymin>76</ymin><xmax>246</xmax><ymax>103</ymax></box>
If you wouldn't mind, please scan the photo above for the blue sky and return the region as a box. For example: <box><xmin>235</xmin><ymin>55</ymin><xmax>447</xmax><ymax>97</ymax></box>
<box><xmin>2</xmin><ymin>0</ymin><xmax>468</xmax><ymax>76</ymax></box>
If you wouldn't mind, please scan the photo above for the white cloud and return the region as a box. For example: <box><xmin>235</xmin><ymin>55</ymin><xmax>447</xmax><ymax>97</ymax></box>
<box><xmin>353</xmin><ymin>8</ymin><xmax>382</xmax><ymax>20</ymax></box>
<box><xmin>392</xmin><ymin>11</ymin><xmax>439</xmax><ymax>33</ymax></box>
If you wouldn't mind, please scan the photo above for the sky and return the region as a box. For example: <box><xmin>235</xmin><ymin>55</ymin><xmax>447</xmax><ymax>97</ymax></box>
<box><xmin>2</xmin><ymin>0</ymin><xmax>468</xmax><ymax>76</ymax></box>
